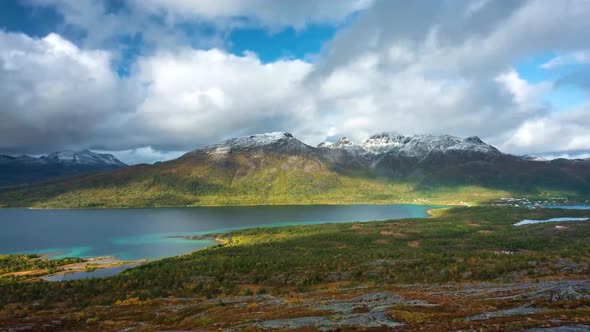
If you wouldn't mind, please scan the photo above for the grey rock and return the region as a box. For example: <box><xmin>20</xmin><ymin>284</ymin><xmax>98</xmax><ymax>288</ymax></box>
<box><xmin>8</xmin><ymin>327</ymin><xmax>33</xmax><ymax>332</ymax></box>
<box><xmin>549</xmin><ymin>286</ymin><xmax>588</xmax><ymax>302</ymax></box>
<box><xmin>525</xmin><ymin>325</ymin><xmax>590</xmax><ymax>331</ymax></box>
<box><xmin>254</xmin><ymin>313</ymin><xmax>404</xmax><ymax>330</ymax></box>
<box><xmin>465</xmin><ymin>306</ymin><xmax>546</xmax><ymax>321</ymax></box>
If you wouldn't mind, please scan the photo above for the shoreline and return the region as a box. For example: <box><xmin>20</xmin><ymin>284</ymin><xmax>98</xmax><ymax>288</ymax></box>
<box><xmin>4</xmin><ymin>204</ymin><xmax>588</xmax><ymax>284</ymax></box>
<box><xmin>0</xmin><ymin>256</ymin><xmax>148</xmax><ymax>281</ymax></box>
<box><xmin>12</xmin><ymin>202</ymin><xmax>457</xmax><ymax>210</ymax></box>
<box><xmin>1</xmin><ymin>204</ymin><xmax>450</xmax><ymax>274</ymax></box>
<box><xmin>7</xmin><ymin>199</ymin><xmax>588</xmax><ymax>210</ymax></box>
<box><xmin>168</xmin><ymin>234</ymin><xmax>226</xmax><ymax>243</ymax></box>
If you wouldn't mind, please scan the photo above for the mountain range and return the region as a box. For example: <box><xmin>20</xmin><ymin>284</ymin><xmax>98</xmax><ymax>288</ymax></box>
<box><xmin>1</xmin><ymin>132</ymin><xmax>589</xmax><ymax>208</ymax></box>
<box><xmin>0</xmin><ymin>150</ymin><xmax>126</xmax><ymax>188</ymax></box>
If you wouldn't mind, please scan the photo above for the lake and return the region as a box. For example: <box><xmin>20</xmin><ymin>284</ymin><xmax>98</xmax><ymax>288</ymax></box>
<box><xmin>0</xmin><ymin>204</ymin><xmax>440</xmax><ymax>260</ymax></box>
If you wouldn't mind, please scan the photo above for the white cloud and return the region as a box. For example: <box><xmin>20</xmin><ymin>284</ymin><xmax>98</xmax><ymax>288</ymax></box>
<box><xmin>96</xmin><ymin>146</ymin><xmax>186</xmax><ymax>165</ymax></box>
<box><xmin>541</xmin><ymin>51</ymin><xmax>590</xmax><ymax>69</ymax></box>
<box><xmin>131</xmin><ymin>48</ymin><xmax>312</xmax><ymax>145</ymax></box>
<box><xmin>301</xmin><ymin>0</ymin><xmax>590</xmax><ymax>153</ymax></box>
<box><xmin>495</xmin><ymin>70</ymin><xmax>552</xmax><ymax>108</ymax></box>
<box><xmin>26</xmin><ymin>0</ymin><xmax>371</xmax><ymax>49</ymax></box>
<box><xmin>0</xmin><ymin>30</ymin><xmax>312</xmax><ymax>160</ymax></box>
<box><xmin>25</xmin><ymin>0</ymin><xmax>226</xmax><ymax>49</ymax></box>
<box><xmin>0</xmin><ymin>31</ymin><xmax>141</xmax><ymax>154</ymax></box>
<box><xmin>129</xmin><ymin>0</ymin><xmax>372</xmax><ymax>30</ymax></box>
<box><xmin>3</xmin><ymin>0</ymin><xmax>590</xmax><ymax>163</ymax></box>
<box><xmin>501</xmin><ymin>106</ymin><xmax>590</xmax><ymax>154</ymax></box>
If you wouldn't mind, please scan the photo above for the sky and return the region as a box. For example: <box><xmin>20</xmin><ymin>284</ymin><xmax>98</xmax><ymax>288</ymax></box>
<box><xmin>1</xmin><ymin>0</ymin><xmax>590</xmax><ymax>164</ymax></box>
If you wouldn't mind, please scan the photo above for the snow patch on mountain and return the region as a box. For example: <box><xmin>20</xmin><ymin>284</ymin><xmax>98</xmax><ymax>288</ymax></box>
<box><xmin>210</xmin><ymin>146</ymin><xmax>232</xmax><ymax>155</ymax></box>
<box><xmin>1</xmin><ymin>150</ymin><xmax>126</xmax><ymax>167</ymax></box>
<box><xmin>360</xmin><ymin>133</ymin><xmax>404</xmax><ymax>153</ymax></box>
<box><xmin>318</xmin><ymin>133</ymin><xmax>502</xmax><ymax>159</ymax></box>
<box><xmin>318</xmin><ymin>137</ymin><xmax>368</xmax><ymax>155</ymax></box>
<box><xmin>44</xmin><ymin>150</ymin><xmax>126</xmax><ymax>166</ymax></box>
<box><xmin>318</xmin><ymin>137</ymin><xmax>354</xmax><ymax>148</ymax></box>
<box><xmin>360</xmin><ymin>133</ymin><xmax>501</xmax><ymax>158</ymax></box>
<box><xmin>206</xmin><ymin>132</ymin><xmax>311</xmax><ymax>153</ymax></box>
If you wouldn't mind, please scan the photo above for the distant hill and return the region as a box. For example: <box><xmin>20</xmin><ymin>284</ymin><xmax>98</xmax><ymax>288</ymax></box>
<box><xmin>0</xmin><ymin>150</ymin><xmax>127</xmax><ymax>188</ymax></box>
<box><xmin>1</xmin><ymin>132</ymin><xmax>588</xmax><ymax>208</ymax></box>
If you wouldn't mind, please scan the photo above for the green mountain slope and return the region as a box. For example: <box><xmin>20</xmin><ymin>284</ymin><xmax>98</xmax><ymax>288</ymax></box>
<box><xmin>1</xmin><ymin>133</ymin><xmax>588</xmax><ymax>208</ymax></box>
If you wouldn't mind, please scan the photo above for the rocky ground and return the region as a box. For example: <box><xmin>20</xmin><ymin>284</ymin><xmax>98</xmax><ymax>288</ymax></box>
<box><xmin>2</xmin><ymin>278</ymin><xmax>589</xmax><ymax>331</ymax></box>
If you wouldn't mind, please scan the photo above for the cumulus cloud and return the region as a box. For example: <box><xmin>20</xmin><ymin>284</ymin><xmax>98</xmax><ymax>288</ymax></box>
<box><xmin>0</xmin><ymin>29</ymin><xmax>313</xmax><ymax>156</ymax></box>
<box><xmin>0</xmin><ymin>31</ymin><xmax>141</xmax><ymax>154</ymax></box>
<box><xmin>501</xmin><ymin>105</ymin><xmax>590</xmax><ymax>155</ymax></box>
<box><xmin>129</xmin><ymin>0</ymin><xmax>372</xmax><ymax>30</ymax></box>
<box><xmin>2</xmin><ymin>0</ymin><xmax>590</xmax><ymax>163</ymax></box>
<box><xmin>300</xmin><ymin>0</ymin><xmax>590</xmax><ymax>151</ymax></box>
<box><xmin>130</xmin><ymin>48</ymin><xmax>312</xmax><ymax>149</ymax></box>
<box><xmin>495</xmin><ymin>70</ymin><xmax>552</xmax><ymax>108</ymax></box>
<box><xmin>25</xmin><ymin>0</ymin><xmax>371</xmax><ymax>49</ymax></box>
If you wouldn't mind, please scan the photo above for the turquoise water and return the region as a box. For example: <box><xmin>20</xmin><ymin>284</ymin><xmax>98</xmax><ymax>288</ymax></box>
<box><xmin>0</xmin><ymin>204</ymin><xmax>440</xmax><ymax>260</ymax></box>
<box><xmin>543</xmin><ymin>205</ymin><xmax>590</xmax><ymax>210</ymax></box>
<box><xmin>41</xmin><ymin>263</ymin><xmax>141</xmax><ymax>282</ymax></box>
<box><xmin>514</xmin><ymin>217</ymin><xmax>589</xmax><ymax>226</ymax></box>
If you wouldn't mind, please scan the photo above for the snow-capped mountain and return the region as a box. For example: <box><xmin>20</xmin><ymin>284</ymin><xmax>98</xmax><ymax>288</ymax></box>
<box><xmin>318</xmin><ymin>137</ymin><xmax>367</xmax><ymax>156</ymax></box>
<box><xmin>362</xmin><ymin>133</ymin><xmax>500</xmax><ymax>156</ymax></box>
<box><xmin>0</xmin><ymin>150</ymin><xmax>126</xmax><ymax>187</ymax></box>
<box><xmin>318</xmin><ymin>133</ymin><xmax>502</xmax><ymax>160</ymax></box>
<box><xmin>195</xmin><ymin>131</ymin><xmax>510</xmax><ymax>167</ymax></box>
<box><xmin>195</xmin><ymin>132</ymin><xmax>316</xmax><ymax>157</ymax></box>
<box><xmin>196</xmin><ymin>131</ymin><xmax>506</xmax><ymax>161</ymax></box>
<box><xmin>0</xmin><ymin>155</ymin><xmax>40</xmax><ymax>163</ymax></box>
<box><xmin>43</xmin><ymin>150</ymin><xmax>126</xmax><ymax>167</ymax></box>
<box><xmin>207</xmin><ymin>132</ymin><xmax>300</xmax><ymax>150</ymax></box>
<box><xmin>2</xmin><ymin>132</ymin><xmax>590</xmax><ymax>208</ymax></box>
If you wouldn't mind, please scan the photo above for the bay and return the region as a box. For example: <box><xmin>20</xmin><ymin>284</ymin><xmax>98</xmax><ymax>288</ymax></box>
<box><xmin>0</xmin><ymin>204</ymin><xmax>440</xmax><ymax>260</ymax></box>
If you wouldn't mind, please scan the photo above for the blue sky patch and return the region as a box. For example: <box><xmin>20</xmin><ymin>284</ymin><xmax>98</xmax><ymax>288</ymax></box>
<box><xmin>229</xmin><ymin>24</ymin><xmax>337</xmax><ymax>63</ymax></box>
<box><xmin>516</xmin><ymin>53</ymin><xmax>588</xmax><ymax>111</ymax></box>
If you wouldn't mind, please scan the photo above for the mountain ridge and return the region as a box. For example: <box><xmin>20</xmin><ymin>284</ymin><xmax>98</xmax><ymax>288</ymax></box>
<box><xmin>0</xmin><ymin>150</ymin><xmax>127</xmax><ymax>187</ymax></box>
<box><xmin>0</xmin><ymin>132</ymin><xmax>588</xmax><ymax>208</ymax></box>
<box><xmin>318</xmin><ymin>132</ymin><xmax>504</xmax><ymax>159</ymax></box>
<box><xmin>43</xmin><ymin>150</ymin><xmax>126</xmax><ymax>167</ymax></box>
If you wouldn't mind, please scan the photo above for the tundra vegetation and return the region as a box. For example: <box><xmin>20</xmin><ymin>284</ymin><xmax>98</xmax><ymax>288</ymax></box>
<box><xmin>1</xmin><ymin>206</ymin><xmax>589</xmax><ymax>330</ymax></box>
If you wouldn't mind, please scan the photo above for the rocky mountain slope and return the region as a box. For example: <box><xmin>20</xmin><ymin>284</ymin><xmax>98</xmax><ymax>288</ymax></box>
<box><xmin>0</xmin><ymin>132</ymin><xmax>588</xmax><ymax>207</ymax></box>
<box><xmin>0</xmin><ymin>150</ymin><xmax>127</xmax><ymax>187</ymax></box>
<box><xmin>321</xmin><ymin>132</ymin><xmax>502</xmax><ymax>157</ymax></box>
